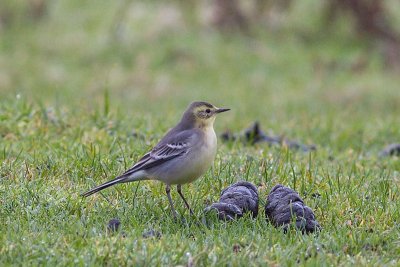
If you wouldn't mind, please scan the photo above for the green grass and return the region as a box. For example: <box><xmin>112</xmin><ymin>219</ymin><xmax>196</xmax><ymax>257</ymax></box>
<box><xmin>1</xmin><ymin>0</ymin><xmax>400</xmax><ymax>266</ymax></box>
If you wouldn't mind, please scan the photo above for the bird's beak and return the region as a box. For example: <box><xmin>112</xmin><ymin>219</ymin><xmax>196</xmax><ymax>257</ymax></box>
<box><xmin>215</xmin><ymin>108</ymin><xmax>230</xmax><ymax>114</ymax></box>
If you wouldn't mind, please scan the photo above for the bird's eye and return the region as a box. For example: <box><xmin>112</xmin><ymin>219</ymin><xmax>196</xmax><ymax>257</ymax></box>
<box><xmin>205</xmin><ymin>109</ymin><xmax>211</xmax><ymax>113</ymax></box>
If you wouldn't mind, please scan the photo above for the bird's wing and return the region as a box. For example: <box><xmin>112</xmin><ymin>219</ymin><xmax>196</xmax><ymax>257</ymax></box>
<box><xmin>118</xmin><ymin>129</ymin><xmax>199</xmax><ymax>178</ymax></box>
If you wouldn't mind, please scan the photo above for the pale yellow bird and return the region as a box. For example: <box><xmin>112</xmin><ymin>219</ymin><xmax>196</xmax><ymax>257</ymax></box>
<box><xmin>81</xmin><ymin>101</ymin><xmax>230</xmax><ymax>218</ymax></box>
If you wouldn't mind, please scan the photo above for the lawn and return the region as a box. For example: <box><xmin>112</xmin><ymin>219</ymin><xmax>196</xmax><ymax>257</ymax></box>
<box><xmin>1</xmin><ymin>1</ymin><xmax>400</xmax><ymax>266</ymax></box>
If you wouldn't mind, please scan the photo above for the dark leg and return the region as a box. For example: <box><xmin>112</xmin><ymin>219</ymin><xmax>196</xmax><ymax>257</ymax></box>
<box><xmin>166</xmin><ymin>185</ymin><xmax>177</xmax><ymax>219</ymax></box>
<box><xmin>177</xmin><ymin>184</ymin><xmax>194</xmax><ymax>215</ymax></box>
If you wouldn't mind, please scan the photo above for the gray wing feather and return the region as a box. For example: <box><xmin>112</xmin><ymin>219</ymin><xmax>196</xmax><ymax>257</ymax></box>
<box><xmin>119</xmin><ymin>129</ymin><xmax>198</xmax><ymax>178</ymax></box>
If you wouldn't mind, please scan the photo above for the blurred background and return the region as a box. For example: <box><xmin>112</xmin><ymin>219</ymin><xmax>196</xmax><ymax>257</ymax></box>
<box><xmin>1</xmin><ymin>0</ymin><xmax>400</xmax><ymax>143</ymax></box>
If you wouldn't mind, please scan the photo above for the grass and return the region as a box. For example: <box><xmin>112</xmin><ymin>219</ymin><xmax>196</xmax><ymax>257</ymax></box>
<box><xmin>1</xmin><ymin>0</ymin><xmax>400</xmax><ymax>266</ymax></box>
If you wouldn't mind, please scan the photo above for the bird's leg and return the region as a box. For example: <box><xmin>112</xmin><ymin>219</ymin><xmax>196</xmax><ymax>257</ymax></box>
<box><xmin>177</xmin><ymin>184</ymin><xmax>194</xmax><ymax>215</ymax></box>
<box><xmin>166</xmin><ymin>185</ymin><xmax>177</xmax><ymax>219</ymax></box>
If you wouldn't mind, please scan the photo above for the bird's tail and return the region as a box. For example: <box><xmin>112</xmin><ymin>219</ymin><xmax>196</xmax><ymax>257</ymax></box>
<box><xmin>81</xmin><ymin>176</ymin><xmax>125</xmax><ymax>197</ymax></box>
<box><xmin>81</xmin><ymin>169</ymin><xmax>148</xmax><ymax>197</ymax></box>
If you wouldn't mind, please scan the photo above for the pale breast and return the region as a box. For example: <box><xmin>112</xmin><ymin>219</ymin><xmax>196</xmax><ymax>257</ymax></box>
<box><xmin>197</xmin><ymin>126</ymin><xmax>217</xmax><ymax>171</ymax></box>
<box><xmin>165</xmin><ymin>127</ymin><xmax>217</xmax><ymax>184</ymax></box>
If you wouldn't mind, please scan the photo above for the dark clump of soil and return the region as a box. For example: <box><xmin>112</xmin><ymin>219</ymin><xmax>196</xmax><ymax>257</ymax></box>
<box><xmin>221</xmin><ymin>122</ymin><xmax>316</xmax><ymax>152</ymax></box>
<box><xmin>265</xmin><ymin>184</ymin><xmax>320</xmax><ymax>234</ymax></box>
<box><xmin>379</xmin><ymin>143</ymin><xmax>400</xmax><ymax>157</ymax></box>
<box><xmin>205</xmin><ymin>181</ymin><xmax>258</xmax><ymax>220</ymax></box>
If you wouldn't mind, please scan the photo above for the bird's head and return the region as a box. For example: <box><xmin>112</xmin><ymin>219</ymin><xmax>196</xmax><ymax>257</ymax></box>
<box><xmin>181</xmin><ymin>101</ymin><xmax>230</xmax><ymax>129</ymax></box>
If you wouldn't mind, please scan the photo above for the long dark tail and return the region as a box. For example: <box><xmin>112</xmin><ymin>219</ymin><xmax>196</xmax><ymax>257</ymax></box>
<box><xmin>81</xmin><ymin>177</ymin><xmax>125</xmax><ymax>197</ymax></box>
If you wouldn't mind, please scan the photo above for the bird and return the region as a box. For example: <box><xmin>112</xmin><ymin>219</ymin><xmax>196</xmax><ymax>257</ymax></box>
<box><xmin>81</xmin><ymin>101</ymin><xmax>230</xmax><ymax>219</ymax></box>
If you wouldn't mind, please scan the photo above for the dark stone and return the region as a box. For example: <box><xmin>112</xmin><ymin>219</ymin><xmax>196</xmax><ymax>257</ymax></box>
<box><xmin>205</xmin><ymin>181</ymin><xmax>258</xmax><ymax>220</ymax></box>
<box><xmin>107</xmin><ymin>218</ymin><xmax>121</xmax><ymax>233</ymax></box>
<box><xmin>142</xmin><ymin>229</ymin><xmax>162</xmax><ymax>239</ymax></box>
<box><xmin>233</xmin><ymin>244</ymin><xmax>242</xmax><ymax>253</ymax></box>
<box><xmin>311</xmin><ymin>192</ymin><xmax>321</xmax><ymax>199</ymax></box>
<box><xmin>265</xmin><ymin>184</ymin><xmax>320</xmax><ymax>233</ymax></box>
